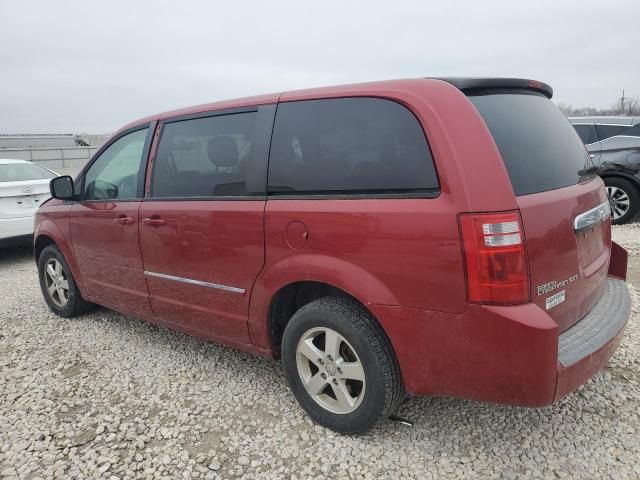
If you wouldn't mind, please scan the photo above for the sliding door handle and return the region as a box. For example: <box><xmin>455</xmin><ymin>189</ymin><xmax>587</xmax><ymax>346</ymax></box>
<box><xmin>143</xmin><ymin>216</ymin><xmax>166</xmax><ymax>227</ymax></box>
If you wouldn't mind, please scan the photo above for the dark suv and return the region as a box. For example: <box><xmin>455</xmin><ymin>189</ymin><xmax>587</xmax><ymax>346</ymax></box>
<box><xmin>35</xmin><ymin>78</ymin><xmax>631</xmax><ymax>433</ymax></box>
<box><xmin>569</xmin><ymin>116</ymin><xmax>640</xmax><ymax>224</ymax></box>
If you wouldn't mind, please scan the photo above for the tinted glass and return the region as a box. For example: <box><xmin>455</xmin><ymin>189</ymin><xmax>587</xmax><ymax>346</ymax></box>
<box><xmin>573</xmin><ymin>124</ymin><xmax>597</xmax><ymax>145</ymax></box>
<box><xmin>596</xmin><ymin>124</ymin><xmax>640</xmax><ymax>141</ymax></box>
<box><xmin>469</xmin><ymin>92</ymin><xmax>591</xmax><ymax>196</ymax></box>
<box><xmin>0</xmin><ymin>163</ymin><xmax>56</xmax><ymax>182</ymax></box>
<box><xmin>152</xmin><ymin>112</ymin><xmax>257</xmax><ymax>197</ymax></box>
<box><xmin>84</xmin><ymin>128</ymin><xmax>148</xmax><ymax>200</ymax></box>
<box><xmin>268</xmin><ymin>98</ymin><xmax>438</xmax><ymax>194</ymax></box>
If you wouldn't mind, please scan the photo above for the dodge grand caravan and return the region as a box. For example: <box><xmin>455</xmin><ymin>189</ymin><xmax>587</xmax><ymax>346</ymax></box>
<box><xmin>35</xmin><ymin>78</ymin><xmax>631</xmax><ymax>433</ymax></box>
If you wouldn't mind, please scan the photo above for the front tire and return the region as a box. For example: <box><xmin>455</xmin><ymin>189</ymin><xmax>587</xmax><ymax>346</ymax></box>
<box><xmin>281</xmin><ymin>296</ymin><xmax>403</xmax><ymax>434</ymax></box>
<box><xmin>38</xmin><ymin>245</ymin><xmax>93</xmax><ymax>317</ymax></box>
<box><xmin>605</xmin><ymin>177</ymin><xmax>639</xmax><ymax>225</ymax></box>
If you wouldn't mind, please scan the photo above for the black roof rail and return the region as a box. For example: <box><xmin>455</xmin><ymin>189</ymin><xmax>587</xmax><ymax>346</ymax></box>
<box><xmin>431</xmin><ymin>77</ymin><xmax>553</xmax><ymax>99</ymax></box>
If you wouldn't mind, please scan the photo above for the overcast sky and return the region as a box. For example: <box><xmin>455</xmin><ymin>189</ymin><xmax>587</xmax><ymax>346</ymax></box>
<box><xmin>1</xmin><ymin>0</ymin><xmax>639</xmax><ymax>133</ymax></box>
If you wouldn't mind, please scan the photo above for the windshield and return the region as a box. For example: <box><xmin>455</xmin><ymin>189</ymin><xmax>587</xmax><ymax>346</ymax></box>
<box><xmin>0</xmin><ymin>163</ymin><xmax>56</xmax><ymax>182</ymax></box>
<box><xmin>469</xmin><ymin>91</ymin><xmax>593</xmax><ymax>196</ymax></box>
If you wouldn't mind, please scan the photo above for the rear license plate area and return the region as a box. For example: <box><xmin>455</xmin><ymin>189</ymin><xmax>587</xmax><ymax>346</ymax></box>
<box><xmin>576</xmin><ymin>224</ymin><xmax>605</xmax><ymax>269</ymax></box>
<box><xmin>16</xmin><ymin>197</ymin><xmax>37</xmax><ymax>209</ymax></box>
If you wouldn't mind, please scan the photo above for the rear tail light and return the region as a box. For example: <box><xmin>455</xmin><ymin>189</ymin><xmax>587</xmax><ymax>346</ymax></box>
<box><xmin>458</xmin><ymin>211</ymin><xmax>530</xmax><ymax>305</ymax></box>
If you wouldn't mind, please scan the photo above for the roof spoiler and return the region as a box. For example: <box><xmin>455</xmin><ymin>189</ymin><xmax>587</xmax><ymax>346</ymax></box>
<box><xmin>432</xmin><ymin>77</ymin><xmax>553</xmax><ymax>99</ymax></box>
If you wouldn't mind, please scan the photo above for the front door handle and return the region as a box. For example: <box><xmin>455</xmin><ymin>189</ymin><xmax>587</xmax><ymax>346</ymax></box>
<box><xmin>143</xmin><ymin>216</ymin><xmax>166</xmax><ymax>227</ymax></box>
<box><xmin>114</xmin><ymin>215</ymin><xmax>135</xmax><ymax>226</ymax></box>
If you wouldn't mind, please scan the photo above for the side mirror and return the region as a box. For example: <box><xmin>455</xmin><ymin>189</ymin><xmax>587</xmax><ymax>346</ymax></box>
<box><xmin>50</xmin><ymin>176</ymin><xmax>75</xmax><ymax>200</ymax></box>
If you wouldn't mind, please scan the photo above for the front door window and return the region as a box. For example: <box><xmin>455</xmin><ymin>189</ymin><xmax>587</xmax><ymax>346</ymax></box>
<box><xmin>84</xmin><ymin>128</ymin><xmax>149</xmax><ymax>200</ymax></box>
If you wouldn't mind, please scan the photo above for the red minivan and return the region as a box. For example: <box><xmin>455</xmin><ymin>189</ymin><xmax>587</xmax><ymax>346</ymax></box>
<box><xmin>35</xmin><ymin>78</ymin><xmax>631</xmax><ymax>433</ymax></box>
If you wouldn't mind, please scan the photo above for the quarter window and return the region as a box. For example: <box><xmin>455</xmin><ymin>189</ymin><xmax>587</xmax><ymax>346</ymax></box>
<box><xmin>84</xmin><ymin>128</ymin><xmax>148</xmax><ymax>200</ymax></box>
<box><xmin>151</xmin><ymin>112</ymin><xmax>257</xmax><ymax>198</ymax></box>
<box><xmin>573</xmin><ymin>124</ymin><xmax>597</xmax><ymax>145</ymax></box>
<box><xmin>268</xmin><ymin>98</ymin><xmax>438</xmax><ymax>195</ymax></box>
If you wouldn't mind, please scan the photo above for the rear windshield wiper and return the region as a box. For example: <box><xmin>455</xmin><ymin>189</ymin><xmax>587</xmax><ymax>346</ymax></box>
<box><xmin>578</xmin><ymin>166</ymin><xmax>599</xmax><ymax>176</ymax></box>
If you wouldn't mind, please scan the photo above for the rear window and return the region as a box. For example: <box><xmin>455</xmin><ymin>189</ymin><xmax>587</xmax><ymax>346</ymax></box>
<box><xmin>268</xmin><ymin>98</ymin><xmax>438</xmax><ymax>195</ymax></box>
<box><xmin>469</xmin><ymin>92</ymin><xmax>592</xmax><ymax>196</ymax></box>
<box><xmin>0</xmin><ymin>163</ymin><xmax>56</xmax><ymax>182</ymax></box>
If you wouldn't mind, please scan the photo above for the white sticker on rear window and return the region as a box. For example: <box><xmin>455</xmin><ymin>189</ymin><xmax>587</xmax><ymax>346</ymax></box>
<box><xmin>546</xmin><ymin>290</ymin><xmax>566</xmax><ymax>310</ymax></box>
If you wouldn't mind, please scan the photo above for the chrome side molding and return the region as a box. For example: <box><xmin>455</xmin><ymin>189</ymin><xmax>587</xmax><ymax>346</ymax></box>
<box><xmin>144</xmin><ymin>271</ymin><xmax>245</xmax><ymax>294</ymax></box>
<box><xmin>574</xmin><ymin>200</ymin><xmax>611</xmax><ymax>232</ymax></box>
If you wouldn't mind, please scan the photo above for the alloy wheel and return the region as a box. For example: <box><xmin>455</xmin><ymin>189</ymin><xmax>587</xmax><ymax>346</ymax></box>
<box><xmin>606</xmin><ymin>186</ymin><xmax>631</xmax><ymax>220</ymax></box>
<box><xmin>43</xmin><ymin>259</ymin><xmax>69</xmax><ymax>308</ymax></box>
<box><xmin>295</xmin><ymin>327</ymin><xmax>366</xmax><ymax>414</ymax></box>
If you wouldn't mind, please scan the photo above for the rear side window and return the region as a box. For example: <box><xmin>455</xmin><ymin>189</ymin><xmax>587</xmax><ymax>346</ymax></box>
<box><xmin>573</xmin><ymin>124</ymin><xmax>597</xmax><ymax>145</ymax></box>
<box><xmin>596</xmin><ymin>124</ymin><xmax>640</xmax><ymax>141</ymax></box>
<box><xmin>268</xmin><ymin>98</ymin><xmax>438</xmax><ymax>195</ymax></box>
<box><xmin>469</xmin><ymin>92</ymin><xmax>591</xmax><ymax>196</ymax></box>
<box><xmin>152</xmin><ymin>111</ymin><xmax>257</xmax><ymax>198</ymax></box>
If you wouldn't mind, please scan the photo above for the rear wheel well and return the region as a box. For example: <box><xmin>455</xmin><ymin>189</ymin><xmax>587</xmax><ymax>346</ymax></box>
<box><xmin>269</xmin><ymin>281</ymin><xmax>363</xmax><ymax>354</ymax></box>
<box><xmin>34</xmin><ymin>235</ymin><xmax>56</xmax><ymax>263</ymax></box>
<box><xmin>601</xmin><ymin>174</ymin><xmax>640</xmax><ymax>190</ymax></box>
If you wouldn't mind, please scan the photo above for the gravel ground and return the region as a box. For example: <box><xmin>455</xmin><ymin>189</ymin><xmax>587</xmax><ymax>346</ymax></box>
<box><xmin>1</xmin><ymin>225</ymin><xmax>639</xmax><ymax>480</ymax></box>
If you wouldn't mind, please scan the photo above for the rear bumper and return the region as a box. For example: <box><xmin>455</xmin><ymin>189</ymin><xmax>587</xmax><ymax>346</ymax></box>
<box><xmin>371</xmin><ymin>277</ymin><xmax>630</xmax><ymax>407</ymax></box>
<box><xmin>0</xmin><ymin>215</ymin><xmax>34</xmax><ymax>239</ymax></box>
<box><xmin>555</xmin><ymin>278</ymin><xmax>630</xmax><ymax>401</ymax></box>
<box><xmin>0</xmin><ymin>216</ymin><xmax>34</xmax><ymax>245</ymax></box>
<box><xmin>0</xmin><ymin>234</ymin><xmax>33</xmax><ymax>247</ymax></box>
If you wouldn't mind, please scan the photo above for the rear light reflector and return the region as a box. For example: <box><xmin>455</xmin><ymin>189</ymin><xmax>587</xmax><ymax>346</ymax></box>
<box><xmin>459</xmin><ymin>211</ymin><xmax>530</xmax><ymax>305</ymax></box>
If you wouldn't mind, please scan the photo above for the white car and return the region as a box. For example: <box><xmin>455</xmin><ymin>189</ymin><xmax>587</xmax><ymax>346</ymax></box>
<box><xmin>0</xmin><ymin>159</ymin><xmax>57</xmax><ymax>246</ymax></box>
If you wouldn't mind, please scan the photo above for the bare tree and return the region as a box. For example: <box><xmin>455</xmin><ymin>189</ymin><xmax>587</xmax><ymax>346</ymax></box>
<box><xmin>623</xmin><ymin>98</ymin><xmax>640</xmax><ymax>116</ymax></box>
<box><xmin>557</xmin><ymin>102</ymin><xmax>574</xmax><ymax>116</ymax></box>
<box><xmin>556</xmin><ymin>94</ymin><xmax>639</xmax><ymax>117</ymax></box>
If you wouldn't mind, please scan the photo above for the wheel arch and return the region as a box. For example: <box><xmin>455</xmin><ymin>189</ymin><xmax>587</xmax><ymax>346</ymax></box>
<box><xmin>599</xmin><ymin>171</ymin><xmax>640</xmax><ymax>189</ymax></box>
<box><xmin>34</xmin><ymin>234</ymin><xmax>56</xmax><ymax>263</ymax></box>
<box><xmin>267</xmin><ymin>280</ymin><xmax>360</xmax><ymax>355</ymax></box>
<box><xmin>34</xmin><ymin>221</ymin><xmax>85</xmax><ymax>293</ymax></box>
<box><xmin>248</xmin><ymin>254</ymin><xmax>399</xmax><ymax>356</ymax></box>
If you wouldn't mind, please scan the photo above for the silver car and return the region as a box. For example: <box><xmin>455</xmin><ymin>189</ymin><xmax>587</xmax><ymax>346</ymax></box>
<box><xmin>569</xmin><ymin>116</ymin><xmax>640</xmax><ymax>224</ymax></box>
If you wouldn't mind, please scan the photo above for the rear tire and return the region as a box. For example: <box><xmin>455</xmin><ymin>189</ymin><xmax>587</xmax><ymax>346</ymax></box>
<box><xmin>281</xmin><ymin>296</ymin><xmax>403</xmax><ymax>434</ymax></box>
<box><xmin>38</xmin><ymin>245</ymin><xmax>93</xmax><ymax>317</ymax></box>
<box><xmin>605</xmin><ymin>177</ymin><xmax>639</xmax><ymax>225</ymax></box>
